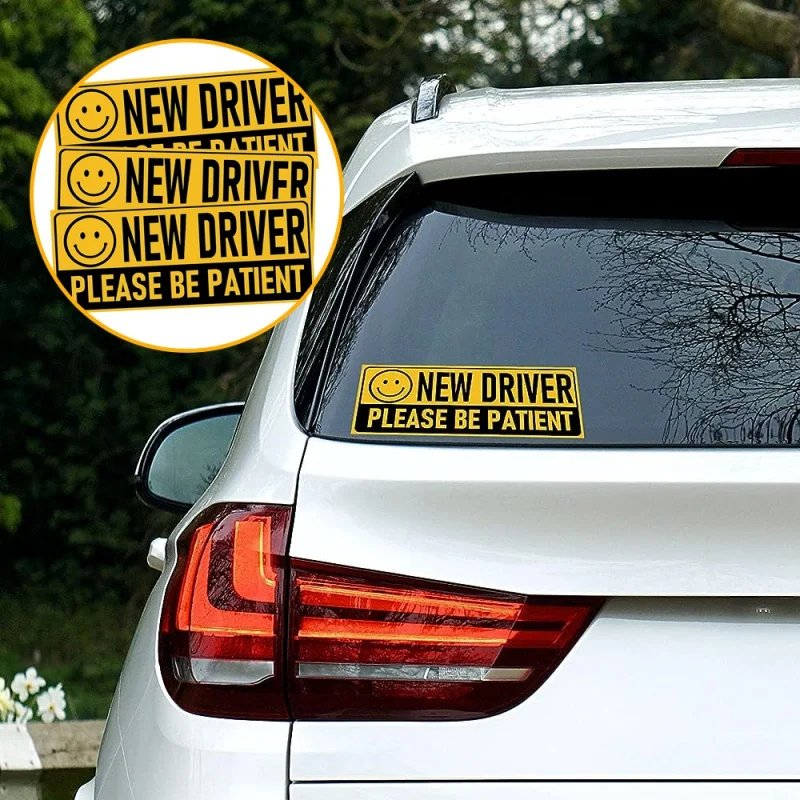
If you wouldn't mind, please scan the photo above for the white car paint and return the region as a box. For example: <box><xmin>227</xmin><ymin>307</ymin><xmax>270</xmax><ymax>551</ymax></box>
<box><xmin>292</xmin><ymin>599</ymin><xmax>800</xmax><ymax>780</ymax></box>
<box><xmin>291</xmin><ymin>784</ymin><xmax>800</xmax><ymax>800</ymax></box>
<box><xmin>292</xmin><ymin>440</ymin><xmax>800</xmax><ymax>596</ymax></box>
<box><xmin>80</xmin><ymin>79</ymin><xmax>800</xmax><ymax>799</ymax></box>
<box><xmin>344</xmin><ymin>79</ymin><xmax>800</xmax><ymax>211</ymax></box>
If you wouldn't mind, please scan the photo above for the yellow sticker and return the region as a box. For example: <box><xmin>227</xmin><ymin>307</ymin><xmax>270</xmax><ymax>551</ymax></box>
<box><xmin>352</xmin><ymin>366</ymin><xmax>585</xmax><ymax>438</ymax></box>
<box><xmin>55</xmin><ymin>70</ymin><xmax>315</xmax><ymax>153</ymax></box>
<box><xmin>52</xmin><ymin>202</ymin><xmax>311</xmax><ymax>311</ymax></box>
<box><xmin>57</xmin><ymin>148</ymin><xmax>313</xmax><ymax>211</ymax></box>
<box><xmin>31</xmin><ymin>40</ymin><xmax>344</xmax><ymax>352</ymax></box>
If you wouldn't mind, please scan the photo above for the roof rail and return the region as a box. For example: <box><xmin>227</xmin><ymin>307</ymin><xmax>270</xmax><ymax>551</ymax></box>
<box><xmin>411</xmin><ymin>74</ymin><xmax>457</xmax><ymax>123</ymax></box>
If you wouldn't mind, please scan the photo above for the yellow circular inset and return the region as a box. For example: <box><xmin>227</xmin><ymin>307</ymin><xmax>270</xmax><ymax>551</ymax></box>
<box><xmin>31</xmin><ymin>39</ymin><xmax>344</xmax><ymax>352</ymax></box>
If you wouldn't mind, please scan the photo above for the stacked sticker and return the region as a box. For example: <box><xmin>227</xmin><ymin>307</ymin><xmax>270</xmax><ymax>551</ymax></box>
<box><xmin>352</xmin><ymin>366</ymin><xmax>585</xmax><ymax>438</ymax></box>
<box><xmin>52</xmin><ymin>70</ymin><xmax>316</xmax><ymax>311</ymax></box>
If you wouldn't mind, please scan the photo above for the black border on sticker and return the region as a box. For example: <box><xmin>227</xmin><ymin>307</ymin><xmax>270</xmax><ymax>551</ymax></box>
<box><xmin>57</xmin><ymin>148</ymin><xmax>315</xmax><ymax>210</ymax></box>
<box><xmin>52</xmin><ymin>199</ymin><xmax>312</xmax><ymax>273</ymax></box>
<box><xmin>55</xmin><ymin>69</ymin><xmax>316</xmax><ymax>149</ymax></box>
<box><xmin>350</xmin><ymin>365</ymin><xmax>585</xmax><ymax>439</ymax></box>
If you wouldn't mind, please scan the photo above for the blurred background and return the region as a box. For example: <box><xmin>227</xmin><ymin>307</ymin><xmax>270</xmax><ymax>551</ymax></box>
<box><xmin>0</xmin><ymin>0</ymin><xmax>796</xmax><ymax>720</ymax></box>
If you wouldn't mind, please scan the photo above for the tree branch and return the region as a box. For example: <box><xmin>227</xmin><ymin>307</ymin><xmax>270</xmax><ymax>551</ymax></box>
<box><xmin>708</xmin><ymin>0</ymin><xmax>800</xmax><ymax>63</ymax></box>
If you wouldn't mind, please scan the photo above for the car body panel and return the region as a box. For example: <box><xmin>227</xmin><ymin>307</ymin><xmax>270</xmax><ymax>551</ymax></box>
<box><xmin>291</xmin><ymin>598</ymin><xmax>800</xmax><ymax>781</ymax></box>
<box><xmin>345</xmin><ymin>80</ymin><xmax>800</xmax><ymax>211</ymax></box>
<box><xmin>200</xmin><ymin>311</ymin><xmax>308</xmax><ymax>507</ymax></box>
<box><xmin>291</xmin><ymin>783</ymin><xmax>800</xmax><ymax>800</ymax></box>
<box><xmin>74</xmin><ymin>779</ymin><xmax>96</xmax><ymax>800</ymax></box>
<box><xmin>291</xmin><ymin>438</ymin><xmax>800</xmax><ymax>597</ymax></box>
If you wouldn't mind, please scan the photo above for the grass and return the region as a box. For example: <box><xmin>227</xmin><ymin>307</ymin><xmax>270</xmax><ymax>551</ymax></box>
<box><xmin>2</xmin><ymin>770</ymin><xmax>95</xmax><ymax>800</ymax></box>
<box><xmin>0</xmin><ymin>592</ymin><xmax>144</xmax><ymax>720</ymax></box>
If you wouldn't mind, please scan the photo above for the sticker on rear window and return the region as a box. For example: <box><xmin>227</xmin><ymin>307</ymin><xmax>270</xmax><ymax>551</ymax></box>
<box><xmin>351</xmin><ymin>366</ymin><xmax>584</xmax><ymax>438</ymax></box>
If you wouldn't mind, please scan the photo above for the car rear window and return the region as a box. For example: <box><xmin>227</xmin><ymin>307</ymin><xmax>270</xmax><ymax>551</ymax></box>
<box><xmin>304</xmin><ymin>170</ymin><xmax>800</xmax><ymax>446</ymax></box>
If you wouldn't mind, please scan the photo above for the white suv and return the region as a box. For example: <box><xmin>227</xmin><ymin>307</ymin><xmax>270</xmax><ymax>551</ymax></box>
<box><xmin>78</xmin><ymin>77</ymin><xmax>800</xmax><ymax>800</ymax></box>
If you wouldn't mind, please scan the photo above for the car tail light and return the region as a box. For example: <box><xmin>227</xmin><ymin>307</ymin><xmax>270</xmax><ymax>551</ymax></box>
<box><xmin>287</xmin><ymin>562</ymin><xmax>601</xmax><ymax>720</ymax></box>
<box><xmin>160</xmin><ymin>503</ymin><xmax>602</xmax><ymax>721</ymax></box>
<box><xmin>722</xmin><ymin>148</ymin><xmax>800</xmax><ymax>166</ymax></box>
<box><xmin>159</xmin><ymin>503</ymin><xmax>290</xmax><ymax>720</ymax></box>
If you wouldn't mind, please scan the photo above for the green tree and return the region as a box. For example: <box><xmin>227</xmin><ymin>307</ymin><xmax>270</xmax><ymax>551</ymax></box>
<box><xmin>0</xmin><ymin>495</ymin><xmax>21</xmax><ymax>532</ymax></box>
<box><xmin>705</xmin><ymin>0</ymin><xmax>800</xmax><ymax>75</ymax></box>
<box><xmin>0</xmin><ymin>0</ymin><xmax>94</xmax><ymax>225</ymax></box>
<box><xmin>0</xmin><ymin>0</ymin><xmax>266</xmax><ymax>605</ymax></box>
<box><xmin>0</xmin><ymin>0</ymin><xmax>93</xmax><ymax>583</ymax></box>
<box><xmin>552</xmin><ymin>0</ymin><xmax>784</xmax><ymax>84</ymax></box>
<box><xmin>89</xmin><ymin>0</ymin><xmax>473</xmax><ymax>156</ymax></box>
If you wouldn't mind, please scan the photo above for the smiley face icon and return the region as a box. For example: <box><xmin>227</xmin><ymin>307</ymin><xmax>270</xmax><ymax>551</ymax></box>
<box><xmin>368</xmin><ymin>369</ymin><xmax>413</xmax><ymax>403</ymax></box>
<box><xmin>66</xmin><ymin>154</ymin><xmax>120</xmax><ymax>206</ymax></box>
<box><xmin>64</xmin><ymin>215</ymin><xmax>116</xmax><ymax>268</ymax></box>
<box><xmin>65</xmin><ymin>89</ymin><xmax>118</xmax><ymax>142</ymax></box>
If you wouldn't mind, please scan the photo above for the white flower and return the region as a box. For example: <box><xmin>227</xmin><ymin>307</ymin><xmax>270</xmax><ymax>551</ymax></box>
<box><xmin>13</xmin><ymin>702</ymin><xmax>32</xmax><ymax>725</ymax></box>
<box><xmin>11</xmin><ymin>668</ymin><xmax>46</xmax><ymax>702</ymax></box>
<box><xmin>36</xmin><ymin>684</ymin><xmax>66</xmax><ymax>724</ymax></box>
<box><xmin>0</xmin><ymin>680</ymin><xmax>15</xmax><ymax>723</ymax></box>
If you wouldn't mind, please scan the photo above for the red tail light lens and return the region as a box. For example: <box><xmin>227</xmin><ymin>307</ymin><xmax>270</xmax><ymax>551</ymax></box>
<box><xmin>287</xmin><ymin>562</ymin><xmax>600</xmax><ymax>720</ymax></box>
<box><xmin>723</xmin><ymin>148</ymin><xmax>800</xmax><ymax>166</ymax></box>
<box><xmin>160</xmin><ymin>504</ymin><xmax>602</xmax><ymax>721</ymax></box>
<box><xmin>159</xmin><ymin>503</ymin><xmax>291</xmax><ymax>720</ymax></box>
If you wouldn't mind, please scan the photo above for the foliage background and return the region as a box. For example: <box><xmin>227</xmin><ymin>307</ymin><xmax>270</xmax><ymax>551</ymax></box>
<box><xmin>0</xmin><ymin>0</ymin><xmax>793</xmax><ymax>717</ymax></box>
